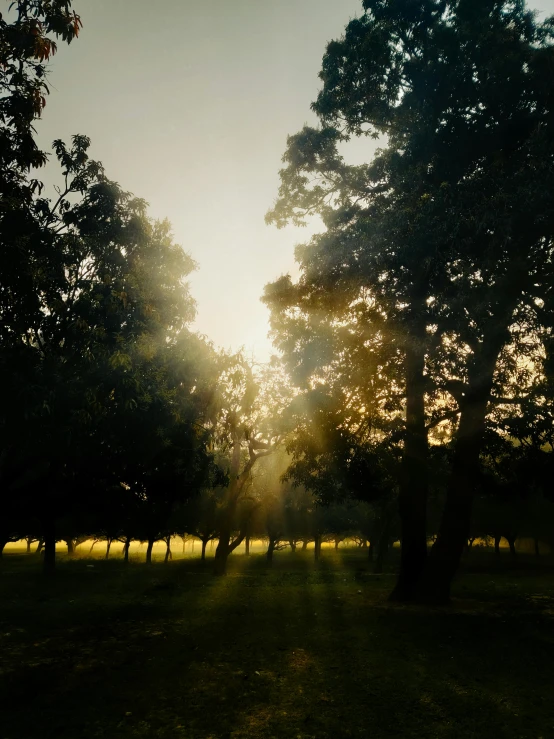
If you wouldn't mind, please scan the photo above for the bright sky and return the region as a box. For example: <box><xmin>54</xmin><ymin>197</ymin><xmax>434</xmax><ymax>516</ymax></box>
<box><xmin>30</xmin><ymin>0</ymin><xmax>554</xmax><ymax>360</ymax></box>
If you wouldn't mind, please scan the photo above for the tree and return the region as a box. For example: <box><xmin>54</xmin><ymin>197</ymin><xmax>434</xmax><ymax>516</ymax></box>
<box><xmin>0</xmin><ymin>136</ymin><xmax>215</xmax><ymax>571</ymax></box>
<box><xmin>265</xmin><ymin>0</ymin><xmax>554</xmax><ymax>602</ymax></box>
<box><xmin>208</xmin><ymin>356</ymin><xmax>291</xmax><ymax>574</ymax></box>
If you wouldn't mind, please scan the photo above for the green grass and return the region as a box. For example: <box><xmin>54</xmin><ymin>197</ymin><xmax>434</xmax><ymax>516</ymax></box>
<box><xmin>1</xmin><ymin>549</ymin><xmax>554</xmax><ymax>739</ymax></box>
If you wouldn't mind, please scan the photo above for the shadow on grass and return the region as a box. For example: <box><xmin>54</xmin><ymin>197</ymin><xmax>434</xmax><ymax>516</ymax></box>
<box><xmin>1</xmin><ymin>551</ymin><xmax>554</xmax><ymax>738</ymax></box>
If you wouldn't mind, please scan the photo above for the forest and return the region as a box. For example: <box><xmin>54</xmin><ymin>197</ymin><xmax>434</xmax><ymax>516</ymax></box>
<box><xmin>1</xmin><ymin>2</ymin><xmax>554</xmax><ymax>738</ymax></box>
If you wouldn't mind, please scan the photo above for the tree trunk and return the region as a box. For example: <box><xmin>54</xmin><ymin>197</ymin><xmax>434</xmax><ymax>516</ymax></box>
<box><xmin>123</xmin><ymin>536</ymin><xmax>131</xmax><ymax>563</ymax></box>
<box><xmin>43</xmin><ymin>520</ymin><xmax>56</xmax><ymax>574</ymax></box>
<box><xmin>302</xmin><ymin>539</ymin><xmax>308</xmax><ymax>551</ymax></box>
<box><xmin>289</xmin><ymin>540</ymin><xmax>297</xmax><ymax>552</ymax></box>
<box><xmin>495</xmin><ymin>535</ymin><xmax>501</xmax><ymax>555</ymax></box>
<box><xmin>390</xmin><ymin>329</ymin><xmax>429</xmax><ymax>602</ymax></box>
<box><xmin>0</xmin><ymin>537</ymin><xmax>8</xmax><ymax>558</ymax></box>
<box><xmin>266</xmin><ymin>540</ymin><xmax>275</xmax><ymax>563</ymax></box>
<box><xmin>201</xmin><ymin>538</ymin><xmax>208</xmax><ymax>561</ymax></box>
<box><xmin>245</xmin><ymin>535</ymin><xmax>250</xmax><ymax>556</ymax></box>
<box><xmin>314</xmin><ymin>534</ymin><xmax>322</xmax><ymax>562</ymax></box>
<box><xmin>214</xmin><ymin>535</ymin><xmax>230</xmax><ymax>575</ymax></box>
<box><xmin>507</xmin><ymin>536</ymin><xmax>517</xmax><ymax>557</ymax></box>
<box><xmin>26</xmin><ymin>538</ymin><xmax>32</xmax><ymax>554</ymax></box>
<box><xmin>145</xmin><ymin>538</ymin><xmax>154</xmax><ymax>564</ymax></box>
<box><xmin>214</xmin><ymin>529</ymin><xmax>246</xmax><ymax>575</ymax></box>
<box><xmin>105</xmin><ymin>539</ymin><xmax>112</xmax><ymax>559</ymax></box>
<box><xmin>164</xmin><ymin>537</ymin><xmax>172</xmax><ymax>563</ymax></box>
<box><xmin>418</xmin><ymin>378</ymin><xmax>499</xmax><ymax>603</ymax></box>
<box><xmin>416</xmin><ymin>276</ymin><xmax>525</xmax><ymax>603</ymax></box>
<box><xmin>468</xmin><ymin>537</ymin><xmax>476</xmax><ymax>550</ymax></box>
<box><xmin>36</xmin><ymin>537</ymin><xmax>44</xmax><ymax>554</ymax></box>
<box><xmin>65</xmin><ymin>539</ymin><xmax>75</xmax><ymax>556</ymax></box>
<box><xmin>334</xmin><ymin>537</ymin><xmax>340</xmax><ymax>551</ymax></box>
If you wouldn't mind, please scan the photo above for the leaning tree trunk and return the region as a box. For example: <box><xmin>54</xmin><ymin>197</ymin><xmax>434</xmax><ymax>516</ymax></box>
<box><xmin>164</xmin><ymin>537</ymin><xmax>172</xmax><ymax>563</ymax></box>
<box><xmin>214</xmin><ymin>529</ymin><xmax>246</xmax><ymax>575</ymax></box>
<box><xmin>145</xmin><ymin>538</ymin><xmax>155</xmax><ymax>564</ymax></box>
<box><xmin>36</xmin><ymin>537</ymin><xmax>44</xmax><ymax>554</ymax></box>
<box><xmin>43</xmin><ymin>519</ymin><xmax>56</xmax><ymax>574</ymax></box>
<box><xmin>105</xmin><ymin>539</ymin><xmax>112</xmax><ymax>559</ymax></box>
<box><xmin>390</xmin><ymin>328</ymin><xmax>429</xmax><ymax>602</ymax></box>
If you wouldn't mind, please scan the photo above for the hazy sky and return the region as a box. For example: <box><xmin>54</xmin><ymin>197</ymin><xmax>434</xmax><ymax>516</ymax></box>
<box><xmin>29</xmin><ymin>0</ymin><xmax>554</xmax><ymax>359</ymax></box>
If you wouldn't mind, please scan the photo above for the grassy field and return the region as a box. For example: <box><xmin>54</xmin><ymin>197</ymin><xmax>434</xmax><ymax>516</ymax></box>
<box><xmin>1</xmin><ymin>548</ymin><xmax>554</xmax><ymax>739</ymax></box>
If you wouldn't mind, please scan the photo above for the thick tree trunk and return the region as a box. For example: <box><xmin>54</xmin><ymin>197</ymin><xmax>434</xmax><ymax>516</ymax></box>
<box><xmin>214</xmin><ymin>536</ymin><xmax>230</xmax><ymax>575</ymax></box>
<box><xmin>65</xmin><ymin>539</ymin><xmax>75</xmax><ymax>556</ymax></box>
<box><xmin>266</xmin><ymin>540</ymin><xmax>275</xmax><ymax>563</ymax></box>
<box><xmin>145</xmin><ymin>538</ymin><xmax>155</xmax><ymax>564</ymax></box>
<box><xmin>374</xmin><ymin>539</ymin><xmax>389</xmax><ymax>575</ymax></box>
<box><xmin>417</xmin><ymin>378</ymin><xmax>497</xmax><ymax>603</ymax></box>
<box><xmin>43</xmin><ymin>520</ymin><xmax>56</xmax><ymax>574</ymax></box>
<box><xmin>416</xmin><ymin>273</ymin><xmax>525</xmax><ymax>603</ymax></box>
<box><xmin>214</xmin><ymin>529</ymin><xmax>246</xmax><ymax>575</ymax></box>
<box><xmin>302</xmin><ymin>539</ymin><xmax>308</xmax><ymax>551</ymax></box>
<box><xmin>390</xmin><ymin>331</ymin><xmax>429</xmax><ymax>602</ymax></box>
<box><xmin>201</xmin><ymin>538</ymin><xmax>207</xmax><ymax>561</ymax></box>
<box><xmin>289</xmin><ymin>540</ymin><xmax>297</xmax><ymax>552</ymax></box>
<box><xmin>245</xmin><ymin>535</ymin><xmax>250</xmax><ymax>556</ymax></box>
<box><xmin>36</xmin><ymin>537</ymin><xmax>44</xmax><ymax>554</ymax></box>
<box><xmin>123</xmin><ymin>536</ymin><xmax>131</xmax><ymax>563</ymax></box>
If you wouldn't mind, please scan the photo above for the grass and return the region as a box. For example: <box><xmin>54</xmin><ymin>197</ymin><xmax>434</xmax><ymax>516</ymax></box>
<box><xmin>1</xmin><ymin>548</ymin><xmax>554</xmax><ymax>739</ymax></box>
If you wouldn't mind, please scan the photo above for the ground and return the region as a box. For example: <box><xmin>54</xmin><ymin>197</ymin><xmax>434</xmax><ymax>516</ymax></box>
<box><xmin>1</xmin><ymin>547</ymin><xmax>554</xmax><ymax>739</ymax></box>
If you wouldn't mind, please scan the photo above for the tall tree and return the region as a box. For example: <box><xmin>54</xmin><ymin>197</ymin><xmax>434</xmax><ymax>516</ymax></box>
<box><xmin>265</xmin><ymin>0</ymin><xmax>554</xmax><ymax>601</ymax></box>
<box><xmin>0</xmin><ymin>136</ymin><xmax>214</xmax><ymax>570</ymax></box>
